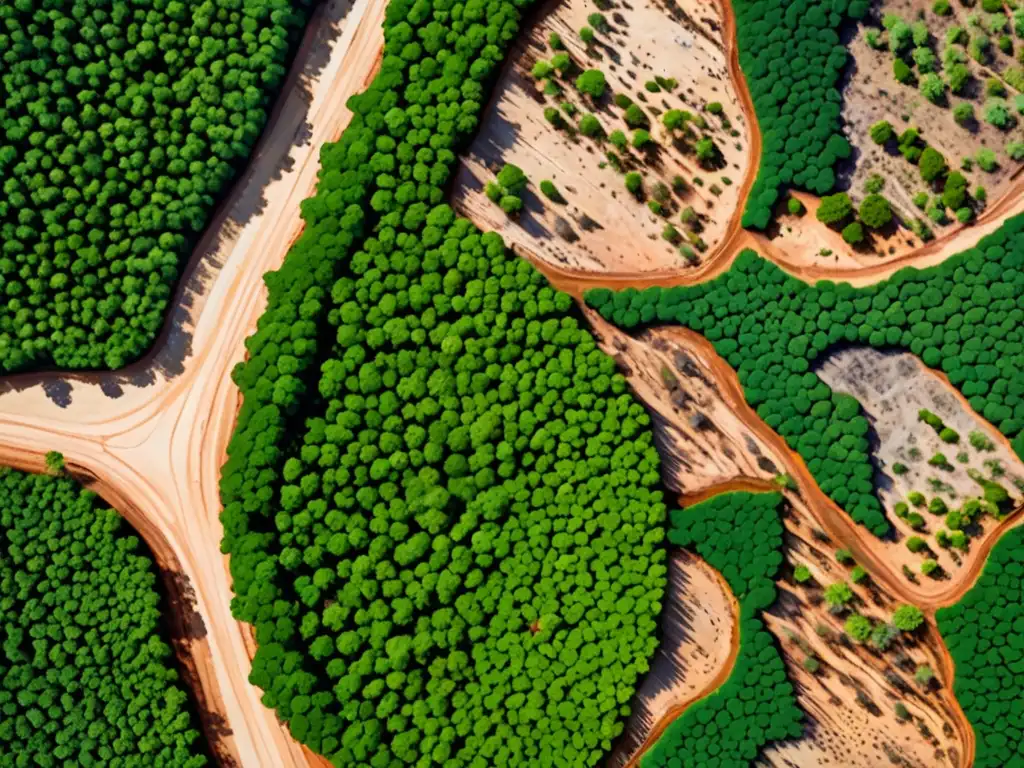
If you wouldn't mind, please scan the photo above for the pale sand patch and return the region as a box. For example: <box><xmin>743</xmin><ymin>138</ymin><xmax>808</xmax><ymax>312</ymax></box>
<box><xmin>453</xmin><ymin>0</ymin><xmax>750</xmax><ymax>274</ymax></box>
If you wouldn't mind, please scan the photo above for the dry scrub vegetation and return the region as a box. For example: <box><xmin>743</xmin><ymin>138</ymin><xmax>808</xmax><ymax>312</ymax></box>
<box><xmin>765</xmin><ymin>0</ymin><xmax>1024</xmax><ymax>270</ymax></box>
<box><xmin>817</xmin><ymin>346</ymin><xmax>1024</xmax><ymax>583</ymax></box>
<box><xmin>764</xmin><ymin>493</ymin><xmax>967</xmax><ymax>768</ymax></box>
<box><xmin>453</xmin><ymin>0</ymin><xmax>750</xmax><ymax>273</ymax></box>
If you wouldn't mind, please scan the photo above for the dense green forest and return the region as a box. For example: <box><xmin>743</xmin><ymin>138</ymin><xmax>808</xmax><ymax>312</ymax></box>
<box><xmin>642</xmin><ymin>491</ymin><xmax>802</xmax><ymax>767</ymax></box>
<box><xmin>734</xmin><ymin>0</ymin><xmax>869</xmax><ymax>229</ymax></box>
<box><xmin>0</xmin><ymin>469</ymin><xmax>208</xmax><ymax>766</ymax></box>
<box><xmin>937</xmin><ymin>526</ymin><xmax>1024</xmax><ymax>766</ymax></box>
<box><xmin>587</xmin><ymin>215</ymin><xmax>1024</xmax><ymax>537</ymax></box>
<box><xmin>0</xmin><ymin>0</ymin><xmax>309</xmax><ymax>372</ymax></box>
<box><xmin>219</xmin><ymin>0</ymin><xmax>668</xmax><ymax>763</ymax></box>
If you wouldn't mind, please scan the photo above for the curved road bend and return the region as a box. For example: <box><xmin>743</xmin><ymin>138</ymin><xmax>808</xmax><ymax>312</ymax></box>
<box><xmin>0</xmin><ymin>0</ymin><xmax>386</xmax><ymax>763</ymax></box>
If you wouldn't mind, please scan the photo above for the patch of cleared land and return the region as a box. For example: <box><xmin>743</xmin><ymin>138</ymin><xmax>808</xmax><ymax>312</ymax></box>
<box><xmin>840</xmin><ymin>1</ymin><xmax>1024</xmax><ymax>233</ymax></box>
<box><xmin>764</xmin><ymin>493</ymin><xmax>968</xmax><ymax>768</ymax></box>
<box><xmin>592</xmin><ymin>321</ymin><xmax>970</xmax><ymax>766</ymax></box>
<box><xmin>607</xmin><ymin>550</ymin><xmax>735</xmax><ymax>768</ymax></box>
<box><xmin>586</xmin><ymin>311</ymin><xmax>782</xmax><ymax>494</ymax></box>
<box><xmin>453</xmin><ymin>0</ymin><xmax>749</xmax><ymax>273</ymax></box>
<box><xmin>817</xmin><ymin>346</ymin><xmax>1024</xmax><ymax>584</ymax></box>
<box><xmin>762</xmin><ymin>0</ymin><xmax>1024</xmax><ymax>272</ymax></box>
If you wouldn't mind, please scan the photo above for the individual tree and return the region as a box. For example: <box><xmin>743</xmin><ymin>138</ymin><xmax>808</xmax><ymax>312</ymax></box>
<box><xmin>985</xmin><ymin>99</ymin><xmax>1012</xmax><ymax>129</ymax></box>
<box><xmin>579</xmin><ymin>114</ymin><xmax>604</xmax><ymax>138</ymax></box>
<box><xmin>859</xmin><ymin>194</ymin><xmax>893</xmax><ymax>229</ymax></box>
<box><xmin>695</xmin><ymin>137</ymin><xmax>719</xmax><ymax>167</ymax></box>
<box><xmin>816</xmin><ymin>192</ymin><xmax>854</xmax><ymax>225</ymax></box>
<box><xmin>44</xmin><ymin>451</ymin><xmax>64</xmax><ymax>474</ymax></box>
<box><xmin>794</xmin><ymin>564</ymin><xmax>813</xmax><ymax>583</ymax></box>
<box><xmin>845</xmin><ymin>614</ymin><xmax>873</xmax><ymax>642</ymax></box>
<box><xmin>919</xmin><ymin>148</ymin><xmax>948</xmax><ymax>182</ymax></box>
<box><xmin>497</xmin><ymin>164</ymin><xmax>528</xmax><ymax>195</ymax></box>
<box><xmin>842</xmin><ymin>221</ymin><xmax>865</xmax><ymax>245</ymax></box>
<box><xmin>907</xmin><ymin>536</ymin><xmax>927</xmax><ymax>553</ymax></box>
<box><xmin>576</xmin><ymin>69</ymin><xmax>607</xmax><ymax>98</ymax></box>
<box><xmin>914</xmin><ymin>665</ymin><xmax>935</xmax><ymax>686</ymax></box>
<box><xmin>870</xmin><ymin>120</ymin><xmax>895</xmax><ymax>145</ymax></box>
<box><xmin>920</xmin><ymin>73</ymin><xmax>945</xmax><ymax>103</ymax></box>
<box><xmin>540</xmin><ymin>180</ymin><xmax>564</xmax><ymax>203</ymax></box>
<box><xmin>892</xmin><ymin>604</ymin><xmax>925</xmax><ymax>631</ymax></box>
<box><xmin>824</xmin><ymin>581</ymin><xmax>855</xmax><ymax>610</ymax></box>
<box><xmin>953</xmin><ymin>102</ymin><xmax>974</xmax><ymax>127</ymax></box>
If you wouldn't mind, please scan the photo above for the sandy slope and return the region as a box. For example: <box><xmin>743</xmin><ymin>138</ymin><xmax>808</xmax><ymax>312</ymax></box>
<box><xmin>0</xmin><ymin>0</ymin><xmax>386</xmax><ymax>763</ymax></box>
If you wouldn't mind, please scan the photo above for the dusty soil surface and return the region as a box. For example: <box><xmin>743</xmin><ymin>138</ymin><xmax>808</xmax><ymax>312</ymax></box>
<box><xmin>817</xmin><ymin>346</ymin><xmax>1024</xmax><ymax>581</ymax></box>
<box><xmin>840</xmin><ymin>1</ymin><xmax>1024</xmax><ymax>230</ymax></box>
<box><xmin>596</xmin><ymin>318</ymin><xmax>975</xmax><ymax>767</ymax></box>
<box><xmin>607</xmin><ymin>550</ymin><xmax>737</xmax><ymax>768</ymax></box>
<box><xmin>453</xmin><ymin>0</ymin><xmax>750</xmax><ymax>274</ymax></box>
<box><xmin>762</xmin><ymin>493</ymin><xmax>969</xmax><ymax>768</ymax></box>
<box><xmin>586</xmin><ymin>310</ymin><xmax>783</xmax><ymax>494</ymax></box>
<box><xmin>0</xmin><ymin>0</ymin><xmax>386</xmax><ymax>763</ymax></box>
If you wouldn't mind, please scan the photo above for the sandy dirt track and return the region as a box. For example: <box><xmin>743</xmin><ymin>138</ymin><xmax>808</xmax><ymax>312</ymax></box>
<box><xmin>0</xmin><ymin>0</ymin><xmax>385</xmax><ymax>763</ymax></box>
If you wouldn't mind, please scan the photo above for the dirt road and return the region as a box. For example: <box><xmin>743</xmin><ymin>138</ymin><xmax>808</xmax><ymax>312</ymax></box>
<box><xmin>0</xmin><ymin>0</ymin><xmax>386</xmax><ymax>763</ymax></box>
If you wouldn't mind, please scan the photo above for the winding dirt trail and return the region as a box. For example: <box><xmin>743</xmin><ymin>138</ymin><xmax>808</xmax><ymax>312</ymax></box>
<box><xmin>0</xmin><ymin>0</ymin><xmax>386</xmax><ymax>764</ymax></box>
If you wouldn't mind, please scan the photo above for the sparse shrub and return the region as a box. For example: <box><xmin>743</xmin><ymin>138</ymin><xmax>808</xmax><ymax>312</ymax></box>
<box><xmin>625</xmin><ymin>172</ymin><xmax>643</xmax><ymax>196</ymax></box>
<box><xmin>842</xmin><ymin>221</ymin><xmax>865</xmax><ymax>245</ymax></box>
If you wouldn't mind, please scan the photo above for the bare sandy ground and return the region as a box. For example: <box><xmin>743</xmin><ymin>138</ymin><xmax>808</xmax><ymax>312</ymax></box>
<box><xmin>586</xmin><ymin>310</ymin><xmax>784</xmax><ymax>494</ymax></box>
<box><xmin>818</xmin><ymin>346</ymin><xmax>1024</xmax><ymax>580</ymax></box>
<box><xmin>607</xmin><ymin>550</ymin><xmax>737</xmax><ymax>768</ymax></box>
<box><xmin>764</xmin><ymin>493</ymin><xmax>968</xmax><ymax>768</ymax></box>
<box><xmin>454</xmin><ymin>0</ymin><xmax>750</xmax><ymax>274</ymax></box>
<box><xmin>0</xmin><ymin>0</ymin><xmax>386</xmax><ymax>763</ymax></box>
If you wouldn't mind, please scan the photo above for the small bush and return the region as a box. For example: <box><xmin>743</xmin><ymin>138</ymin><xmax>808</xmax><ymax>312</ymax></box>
<box><xmin>540</xmin><ymin>180</ymin><xmax>564</xmax><ymax>203</ymax></box>
<box><xmin>907</xmin><ymin>536</ymin><xmax>927</xmax><ymax>553</ymax></box>
<box><xmin>842</xmin><ymin>221</ymin><xmax>865</xmax><ymax>245</ymax></box>
<box><xmin>625</xmin><ymin>172</ymin><xmax>643</xmax><ymax>196</ymax></box>
<box><xmin>870</xmin><ymin>120</ymin><xmax>894</xmax><ymax>144</ymax></box>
